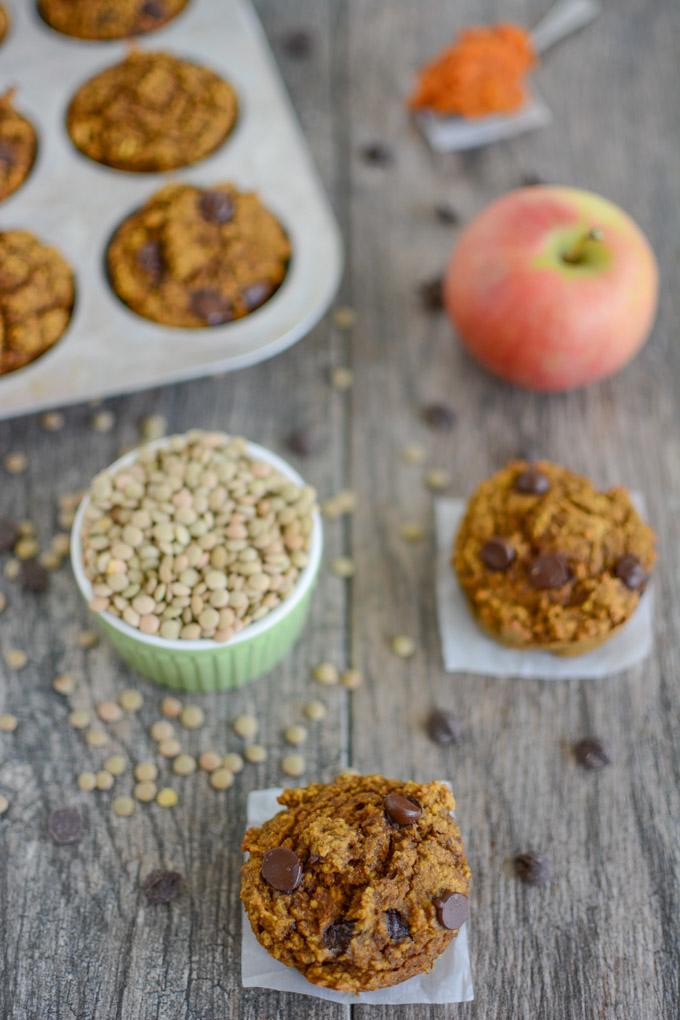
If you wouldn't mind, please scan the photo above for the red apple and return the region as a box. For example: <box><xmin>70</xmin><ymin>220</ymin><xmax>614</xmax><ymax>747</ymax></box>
<box><xmin>444</xmin><ymin>186</ymin><xmax>658</xmax><ymax>391</ymax></box>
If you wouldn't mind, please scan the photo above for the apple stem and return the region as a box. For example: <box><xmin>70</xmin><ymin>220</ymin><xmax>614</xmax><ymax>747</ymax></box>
<box><xmin>562</xmin><ymin>227</ymin><xmax>604</xmax><ymax>265</ymax></box>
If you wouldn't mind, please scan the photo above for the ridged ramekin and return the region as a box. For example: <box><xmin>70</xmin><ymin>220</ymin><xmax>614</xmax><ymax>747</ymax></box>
<box><xmin>71</xmin><ymin>437</ymin><xmax>322</xmax><ymax>692</ymax></box>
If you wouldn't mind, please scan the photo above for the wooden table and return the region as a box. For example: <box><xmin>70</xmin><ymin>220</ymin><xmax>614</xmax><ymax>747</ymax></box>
<box><xmin>2</xmin><ymin>1</ymin><xmax>678</xmax><ymax>1017</ymax></box>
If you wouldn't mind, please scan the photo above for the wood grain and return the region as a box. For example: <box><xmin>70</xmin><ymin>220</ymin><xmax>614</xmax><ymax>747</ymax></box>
<box><xmin>1</xmin><ymin>1</ymin><xmax>678</xmax><ymax>1018</ymax></box>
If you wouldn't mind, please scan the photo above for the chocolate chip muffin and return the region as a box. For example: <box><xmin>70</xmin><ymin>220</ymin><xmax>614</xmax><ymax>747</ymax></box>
<box><xmin>0</xmin><ymin>4</ymin><xmax>10</xmax><ymax>45</ymax></box>
<box><xmin>0</xmin><ymin>230</ymin><xmax>75</xmax><ymax>376</ymax></box>
<box><xmin>67</xmin><ymin>50</ymin><xmax>238</xmax><ymax>173</ymax></box>
<box><xmin>38</xmin><ymin>0</ymin><xmax>189</xmax><ymax>41</ymax></box>
<box><xmin>453</xmin><ymin>460</ymin><xmax>656</xmax><ymax>655</ymax></box>
<box><xmin>0</xmin><ymin>91</ymin><xmax>38</xmax><ymax>204</ymax></box>
<box><xmin>241</xmin><ymin>775</ymin><xmax>471</xmax><ymax>993</ymax></box>
<box><xmin>107</xmin><ymin>182</ymin><xmax>290</xmax><ymax>328</ymax></box>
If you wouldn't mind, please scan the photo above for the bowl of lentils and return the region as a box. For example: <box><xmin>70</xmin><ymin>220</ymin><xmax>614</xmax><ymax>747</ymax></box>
<box><xmin>71</xmin><ymin>430</ymin><xmax>322</xmax><ymax>692</ymax></box>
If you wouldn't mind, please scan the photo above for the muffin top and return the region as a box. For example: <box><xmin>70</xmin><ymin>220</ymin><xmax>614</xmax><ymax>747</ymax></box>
<box><xmin>38</xmin><ymin>0</ymin><xmax>189</xmax><ymax>41</ymax></box>
<box><xmin>0</xmin><ymin>91</ymin><xmax>38</xmax><ymax>204</ymax></box>
<box><xmin>67</xmin><ymin>50</ymin><xmax>237</xmax><ymax>173</ymax></box>
<box><xmin>0</xmin><ymin>230</ymin><xmax>75</xmax><ymax>376</ymax></box>
<box><xmin>453</xmin><ymin>460</ymin><xmax>656</xmax><ymax>648</ymax></box>
<box><xmin>241</xmin><ymin>774</ymin><xmax>470</xmax><ymax>993</ymax></box>
<box><xmin>107</xmin><ymin>182</ymin><xmax>290</xmax><ymax>328</ymax></box>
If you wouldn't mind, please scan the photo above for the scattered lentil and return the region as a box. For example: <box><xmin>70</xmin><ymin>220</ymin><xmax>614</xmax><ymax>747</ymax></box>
<box><xmin>330</xmin><ymin>556</ymin><xmax>355</xmax><ymax>578</ymax></box>
<box><xmin>424</xmin><ymin>468</ymin><xmax>451</xmax><ymax>491</ymax></box>
<box><xmin>53</xmin><ymin>673</ymin><xmax>76</xmax><ymax>695</ymax></box>
<box><xmin>119</xmin><ymin>688</ymin><xmax>143</xmax><ymax>712</ymax></box>
<box><xmin>4</xmin><ymin>560</ymin><xmax>20</xmax><ymax>580</ymax></box>
<box><xmin>0</xmin><ymin>794</ymin><xmax>8</xmax><ymax>815</ymax></box>
<box><xmin>399</xmin><ymin>521</ymin><xmax>425</xmax><ymax>543</ymax></box>
<box><xmin>15</xmin><ymin>538</ymin><xmax>39</xmax><ymax>560</ymax></box>
<box><xmin>223</xmin><ymin>752</ymin><xmax>244</xmax><ymax>773</ymax></box>
<box><xmin>304</xmin><ymin>699</ymin><xmax>327</xmax><ymax>721</ymax></box>
<box><xmin>233</xmin><ymin>714</ymin><xmax>258</xmax><ymax>740</ymax></box>
<box><xmin>284</xmin><ymin>724</ymin><xmax>308</xmax><ymax>746</ymax></box>
<box><xmin>134</xmin><ymin>781</ymin><xmax>157</xmax><ymax>802</ymax></box>
<box><xmin>341</xmin><ymin>669</ymin><xmax>363</xmax><ymax>690</ymax></box>
<box><xmin>313</xmin><ymin>661</ymin><xmax>339</xmax><ymax>686</ymax></box>
<box><xmin>198</xmin><ymin>751</ymin><xmax>222</xmax><ymax>773</ymax></box>
<box><xmin>333</xmin><ymin>306</ymin><xmax>356</xmax><ymax>330</ymax></box>
<box><xmin>0</xmin><ymin>593</ymin><xmax>6</xmax><ymax>614</ymax></box>
<box><xmin>173</xmin><ymin>754</ymin><xmax>196</xmax><ymax>776</ymax></box>
<box><xmin>158</xmin><ymin>738</ymin><xmax>182</xmax><ymax>758</ymax></box>
<box><xmin>401</xmin><ymin>443</ymin><xmax>427</xmax><ymax>465</ymax></box>
<box><xmin>112</xmin><ymin>796</ymin><xmax>135</xmax><ymax>818</ymax></box>
<box><xmin>156</xmin><ymin>787</ymin><xmax>178</xmax><ymax>808</ymax></box>
<box><xmin>91</xmin><ymin>410</ymin><xmax>116</xmax><ymax>433</ymax></box>
<box><xmin>78</xmin><ymin>771</ymin><xmax>97</xmax><ymax>792</ymax></box>
<box><xmin>210</xmin><ymin>767</ymin><xmax>234</xmax><ymax>790</ymax></box>
<box><xmin>180</xmin><ymin>705</ymin><xmax>204</xmax><ymax>730</ymax></box>
<box><xmin>134</xmin><ymin>762</ymin><xmax>158</xmax><ymax>782</ymax></box>
<box><xmin>140</xmin><ymin>415</ymin><xmax>167</xmax><ymax>441</ymax></box>
<box><xmin>337</xmin><ymin>766</ymin><xmax>360</xmax><ymax>777</ymax></box>
<box><xmin>104</xmin><ymin>755</ymin><xmax>127</xmax><ymax>776</ymax></box>
<box><xmin>150</xmin><ymin>720</ymin><xmax>174</xmax><ymax>742</ymax></box>
<box><xmin>97</xmin><ymin>701</ymin><xmax>123</xmax><ymax>723</ymax></box>
<box><xmin>244</xmin><ymin>744</ymin><xmax>267</xmax><ymax>764</ymax></box>
<box><xmin>4</xmin><ymin>648</ymin><xmax>27</xmax><ymax>669</ymax></box>
<box><xmin>78</xmin><ymin>630</ymin><xmax>99</xmax><ymax>649</ymax></box>
<box><xmin>330</xmin><ymin>366</ymin><xmax>353</xmax><ymax>391</ymax></box>
<box><xmin>41</xmin><ymin>411</ymin><xmax>65</xmax><ymax>432</ymax></box>
<box><xmin>281</xmin><ymin>754</ymin><xmax>306</xmax><ymax>777</ymax></box>
<box><xmin>85</xmin><ymin>728</ymin><xmax>109</xmax><ymax>748</ymax></box>
<box><xmin>95</xmin><ymin>770</ymin><xmax>114</xmax><ymax>791</ymax></box>
<box><xmin>0</xmin><ymin>713</ymin><xmax>18</xmax><ymax>733</ymax></box>
<box><xmin>4</xmin><ymin>452</ymin><xmax>27</xmax><ymax>474</ymax></box>
<box><xmin>161</xmin><ymin>696</ymin><xmax>183</xmax><ymax>718</ymax></box>
<box><xmin>391</xmin><ymin>635</ymin><xmax>416</xmax><ymax>658</ymax></box>
<box><xmin>68</xmin><ymin>709</ymin><xmax>90</xmax><ymax>729</ymax></box>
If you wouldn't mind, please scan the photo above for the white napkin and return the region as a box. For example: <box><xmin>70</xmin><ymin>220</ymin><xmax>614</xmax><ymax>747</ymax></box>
<box><xmin>241</xmin><ymin>788</ymin><xmax>474</xmax><ymax>1005</ymax></box>
<box><xmin>435</xmin><ymin>497</ymin><xmax>653</xmax><ymax>680</ymax></box>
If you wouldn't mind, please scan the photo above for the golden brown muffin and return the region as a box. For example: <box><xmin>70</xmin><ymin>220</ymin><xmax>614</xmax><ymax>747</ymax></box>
<box><xmin>0</xmin><ymin>91</ymin><xmax>38</xmax><ymax>204</ymax></box>
<box><xmin>0</xmin><ymin>231</ymin><xmax>75</xmax><ymax>376</ymax></box>
<box><xmin>0</xmin><ymin>4</ymin><xmax>10</xmax><ymax>45</ymax></box>
<box><xmin>453</xmin><ymin>460</ymin><xmax>656</xmax><ymax>655</ymax></box>
<box><xmin>107</xmin><ymin>182</ymin><xmax>291</xmax><ymax>328</ymax></box>
<box><xmin>67</xmin><ymin>50</ymin><xmax>238</xmax><ymax>173</ymax></box>
<box><xmin>38</xmin><ymin>0</ymin><xmax>189</xmax><ymax>41</ymax></box>
<box><xmin>241</xmin><ymin>775</ymin><xmax>471</xmax><ymax>993</ymax></box>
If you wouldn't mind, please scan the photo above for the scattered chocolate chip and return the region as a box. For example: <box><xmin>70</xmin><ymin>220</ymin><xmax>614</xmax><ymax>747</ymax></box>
<box><xmin>242</xmin><ymin>281</ymin><xmax>274</xmax><ymax>311</ymax></box>
<box><xmin>481</xmin><ymin>537</ymin><xmax>515</xmax><ymax>571</ymax></box>
<box><xmin>514</xmin><ymin>852</ymin><xmax>552</xmax><ymax>885</ymax></box>
<box><xmin>285</xmin><ymin>428</ymin><xmax>320</xmax><ymax>457</ymax></box>
<box><xmin>529</xmin><ymin>552</ymin><xmax>570</xmax><ymax>590</ymax></box>
<box><xmin>261</xmin><ymin>847</ymin><xmax>303</xmax><ymax>893</ymax></box>
<box><xmin>323</xmin><ymin>919</ymin><xmax>354</xmax><ymax>953</ymax></box>
<box><xmin>384</xmin><ymin>792</ymin><xmax>422</xmax><ymax>826</ymax></box>
<box><xmin>19</xmin><ymin>559</ymin><xmax>49</xmax><ymax>593</ymax></box>
<box><xmin>419</xmin><ymin>276</ymin><xmax>444</xmax><ymax>312</ymax></box>
<box><xmin>198</xmin><ymin>190</ymin><xmax>235</xmax><ymax>225</ymax></box>
<box><xmin>0</xmin><ymin>140</ymin><xmax>16</xmax><ymax>168</ymax></box>
<box><xmin>385</xmin><ymin>909</ymin><xmax>410</xmax><ymax>941</ymax></box>
<box><xmin>426</xmin><ymin>708</ymin><xmax>462</xmax><ymax>746</ymax></box>
<box><xmin>614</xmin><ymin>554</ymin><xmax>648</xmax><ymax>592</ymax></box>
<box><xmin>140</xmin><ymin>0</ymin><xmax>165</xmax><ymax>20</ymax></box>
<box><xmin>521</xmin><ymin>173</ymin><xmax>545</xmax><ymax>187</ymax></box>
<box><xmin>434</xmin><ymin>202</ymin><xmax>461</xmax><ymax>226</ymax></box>
<box><xmin>421</xmin><ymin>402</ymin><xmax>456</xmax><ymax>431</ymax></box>
<box><xmin>281</xmin><ymin>28</ymin><xmax>313</xmax><ymax>60</ymax></box>
<box><xmin>190</xmin><ymin>289</ymin><xmax>233</xmax><ymax>326</ymax></box>
<box><xmin>573</xmin><ymin>737</ymin><xmax>611</xmax><ymax>770</ymax></box>
<box><xmin>48</xmin><ymin>807</ymin><xmax>84</xmax><ymax>845</ymax></box>
<box><xmin>434</xmin><ymin>891</ymin><xmax>468</xmax><ymax>930</ymax></box>
<box><xmin>360</xmin><ymin>141</ymin><xmax>393</xmax><ymax>166</ymax></box>
<box><xmin>136</xmin><ymin>241</ymin><xmax>163</xmax><ymax>282</ymax></box>
<box><xmin>142</xmin><ymin>869</ymin><xmax>185</xmax><ymax>904</ymax></box>
<box><xmin>0</xmin><ymin>518</ymin><xmax>19</xmax><ymax>553</ymax></box>
<box><xmin>515</xmin><ymin>467</ymin><xmax>550</xmax><ymax>495</ymax></box>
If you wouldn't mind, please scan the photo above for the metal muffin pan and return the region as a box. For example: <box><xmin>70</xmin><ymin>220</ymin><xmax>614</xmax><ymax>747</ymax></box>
<box><xmin>0</xmin><ymin>0</ymin><xmax>343</xmax><ymax>420</ymax></box>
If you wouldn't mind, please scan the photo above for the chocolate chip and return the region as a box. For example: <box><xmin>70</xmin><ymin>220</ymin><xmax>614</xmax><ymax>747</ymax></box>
<box><xmin>48</xmin><ymin>807</ymin><xmax>84</xmax><ymax>845</ymax></box>
<box><xmin>261</xmin><ymin>847</ymin><xmax>303</xmax><ymax>893</ymax></box>
<box><xmin>0</xmin><ymin>518</ymin><xmax>19</xmax><ymax>553</ymax></box>
<box><xmin>198</xmin><ymin>190</ymin><xmax>235</xmax><ymax>225</ymax></box>
<box><xmin>142</xmin><ymin>869</ymin><xmax>185</xmax><ymax>904</ymax></box>
<box><xmin>481</xmin><ymin>537</ymin><xmax>515</xmax><ymax>571</ymax></box>
<box><xmin>140</xmin><ymin>1</ymin><xmax>165</xmax><ymax>20</ymax></box>
<box><xmin>434</xmin><ymin>202</ymin><xmax>461</xmax><ymax>226</ymax></box>
<box><xmin>573</xmin><ymin>737</ymin><xmax>611</xmax><ymax>770</ymax></box>
<box><xmin>19</xmin><ymin>559</ymin><xmax>49</xmax><ymax>593</ymax></box>
<box><xmin>0</xmin><ymin>140</ymin><xmax>16</xmax><ymax>168</ymax></box>
<box><xmin>136</xmin><ymin>241</ymin><xmax>163</xmax><ymax>282</ymax></box>
<box><xmin>385</xmin><ymin>909</ymin><xmax>410</xmax><ymax>941</ymax></box>
<box><xmin>360</xmin><ymin>141</ymin><xmax>393</xmax><ymax>166</ymax></box>
<box><xmin>384</xmin><ymin>792</ymin><xmax>422</xmax><ymax>826</ymax></box>
<box><xmin>421</xmin><ymin>402</ymin><xmax>456</xmax><ymax>431</ymax></box>
<box><xmin>190</xmin><ymin>289</ymin><xmax>233</xmax><ymax>326</ymax></box>
<box><xmin>529</xmin><ymin>552</ymin><xmax>570</xmax><ymax>590</ymax></box>
<box><xmin>434</xmin><ymin>891</ymin><xmax>468</xmax><ymax>930</ymax></box>
<box><xmin>514</xmin><ymin>852</ymin><xmax>552</xmax><ymax>885</ymax></box>
<box><xmin>521</xmin><ymin>173</ymin><xmax>545</xmax><ymax>187</ymax></box>
<box><xmin>323</xmin><ymin>919</ymin><xmax>354</xmax><ymax>953</ymax></box>
<box><xmin>515</xmin><ymin>467</ymin><xmax>550</xmax><ymax>495</ymax></box>
<box><xmin>419</xmin><ymin>276</ymin><xmax>444</xmax><ymax>312</ymax></box>
<box><xmin>285</xmin><ymin>428</ymin><xmax>320</xmax><ymax>457</ymax></box>
<box><xmin>426</xmin><ymin>708</ymin><xmax>462</xmax><ymax>746</ymax></box>
<box><xmin>281</xmin><ymin>28</ymin><xmax>313</xmax><ymax>60</ymax></box>
<box><xmin>614</xmin><ymin>554</ymin><xmax>648</xmax><ymax>592</ymax></box>
<box><xmin>243</xmin><ymin>281</ymin><xmax>274</xmax><ymax>311</ymax></box>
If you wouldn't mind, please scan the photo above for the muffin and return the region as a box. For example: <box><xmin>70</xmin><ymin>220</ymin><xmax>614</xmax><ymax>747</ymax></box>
<box><xmin>241</xmin><ymin>774</ymin><xmax>471</xmax><ymax>993</ymax></box>
<box><xmin>453</xmin><ymin>460</ymin><xmax>656</xmax><ymax>655</ymax></box>
<box><xmin>38</xmin><ymin>0</ymin><xmax>189</xmax><ymax>40</ymax></box>
<box><xmin>0</xmin><ymin>91</ymin><xmax>38</xmax><ymax>204</ymax></box>
<box><xmin>0</xmin><ymin>4</ymin><xmax>9</xmax><ymax>45</ymax></box>
<box><xmin>0</xmin><ymin>230</ymin><xmax>75</xmax><ymax>376</ymax></box>
<box><xmin>107</xmin><ymin>182</ymin><xmax>290</xmax><ymax>327</ymax></box>
<box><xmin>67</xmin><ymin>50</ymin><xmax>238</xmax><ymax>173</ymax></box>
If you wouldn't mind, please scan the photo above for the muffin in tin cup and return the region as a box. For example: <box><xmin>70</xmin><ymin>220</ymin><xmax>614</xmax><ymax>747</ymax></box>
<box><xmin>71</xmin><ymin>432</ymin><xmax>322</xmax><ymax>692</ymax></box>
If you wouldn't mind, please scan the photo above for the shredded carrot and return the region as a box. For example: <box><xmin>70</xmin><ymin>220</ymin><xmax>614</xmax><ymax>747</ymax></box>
<box><xmin>408</xmin><ymin>23</ymin><xmax>536</xmax><ymax>118</ymax></box>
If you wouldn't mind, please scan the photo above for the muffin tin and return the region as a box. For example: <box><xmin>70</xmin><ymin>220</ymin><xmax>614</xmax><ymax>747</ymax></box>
<box><xmin>0</xmin><ymin>0</ymin><xmax>343</xmax><ymax>419</ymax></box>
